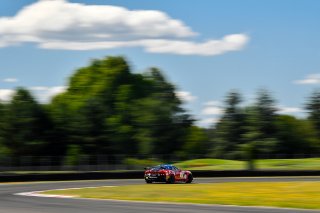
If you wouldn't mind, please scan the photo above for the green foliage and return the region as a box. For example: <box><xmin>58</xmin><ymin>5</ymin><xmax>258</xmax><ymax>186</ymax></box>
<box><xmin>47</xmin><ymin>56</ymin><xmax>192</xmax><ymax>158</ymax></box>
<box><xmin>275</xmin><ymin>115</ymin><xmax>319</xmax><ymax>154</ymax></box>
<box><xmin>306</xmin><ymin>89</ymin><xmax>320</xmax><ymax>138</ymax></box>
<box><xmin>254</xmin><ymin>89</ymin><xmax>277</xmax><ymax>138</ymax></box>
<box><xmin>210</xmin><ymin>88</ymin><xmax>320</xmax><ymax>162</ymax></box>
<box><xmin>63</xmin><ymin>145</ymin><xmax>82</xmax><ymax>166</ymax></box>
<box><xmin>0</xmin><ymin>88</ymin><xmax>50</xmax><ymax>157</ymax></box>
<box><xmin>180</xmin><ymin>126</ymin><xmax>208</xmax><ymax>158</ymax></box>
<box><xmin>211</xmin><ymin>91</ymin><xmax>245</xmax><ymax>158</ymax></box>
<box><xmin>0</xmin><ymin>56</ymin><xmax>319</xmax><ymax>166</ymax></box>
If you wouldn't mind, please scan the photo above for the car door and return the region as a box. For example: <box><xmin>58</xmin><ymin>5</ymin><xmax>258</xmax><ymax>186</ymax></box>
<box><xmin>173</xmin><ymin>166</ymin><xmax>182</xmax><ymax>181</ymax></box>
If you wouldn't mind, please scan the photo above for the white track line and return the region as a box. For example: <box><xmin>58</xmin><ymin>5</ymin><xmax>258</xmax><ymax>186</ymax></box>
<box><xmin>14</xmin><ymin>186</ymin><xmax>116</xmax><ymax>199</ymax></box>
<box><xmin>15</xmin><ymin>191</ymin><xmax>74</xmax><ymax>198</ymax></box>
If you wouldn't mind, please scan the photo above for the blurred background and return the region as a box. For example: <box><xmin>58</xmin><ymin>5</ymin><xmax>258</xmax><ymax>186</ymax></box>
<box><xmin>0</xmin><ymin>56</ymin><xmax>320</xmax><ymax>173</ymax></box>
<box><xmin>1</xmin><ymin>0</ymin><xmax>320</xmax><ymax>174</ymax></box>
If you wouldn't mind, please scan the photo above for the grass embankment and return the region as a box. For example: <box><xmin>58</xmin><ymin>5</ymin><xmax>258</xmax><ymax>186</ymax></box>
<box><xmin>2</xmin><ymin>158</ymin><xmax>320</xmax><ymax>174</ymax></box>
<box><xmin>176</xmin><ymin>159</ymin><xmax>245</xmax><ymax>170</ymax></box>
<box><xmin>43</xmin><ymin>182</ymin><xmax>320</xmax><ymax>210</ymax></box>
<box><xmin>175</xmin><ymin>158</ymin><xmax>320</xmax><ymax>170</ymax></box>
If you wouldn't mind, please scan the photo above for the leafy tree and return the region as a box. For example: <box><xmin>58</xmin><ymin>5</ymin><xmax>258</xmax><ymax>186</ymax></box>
<box><xmin>180</xmin><ymin>126</ymin><xmax>209</xmax><ymax>157</ymax></box>
<box><xmin>48</xmin><ymin>57</ymin><xmax>193</xmax><ymax>159</ymax></box>
<box><xmin>79</xmin><ymin>97</ymin><xmax>109</xmax><ymax>154</ymax></box>
<box><xmin>49</xmin><ymin>56</ymin><xmax>133</xmax><ymax>156</ymax></box>
<box><xmin>63</xmin><ymin>145</ymin><xmax>83</xmax><ymax>166</ymax></box>
<box><xmin>306</xmin><ymin>89</ymin><xmax>320</xmax><ymax>138</ymax></box>
<box><xmin>107</xmin><ymin>85</ymin><xmax>137</xmax><ymax>155</ymax></box>
<box><xmin>254</xmin><ymin>89</ymin><xmax>277</xmax><ymax>138</ymax></box>
<box><xmin>133</xmin><ymin>69</ymin><xmax>193</xmax><ymax>156</ymax></box>
<box><xmin>1</xmin><ymin>88</ymin><xmax>50</xmax><ymax>157</ymax></box>
<box><xmin>0</xmin><ymin>102</ymin><xmax>11</xmax><ymax>159</ymax></box>
<box><xmin>275</xmin><ymin>115</ymin><xmax>319</xmax><ymax>155</ymax></box>
<box><xmin>211</xmin><ymin>91</ymin><xmax>245</xmax><ymax>158</ymax></box>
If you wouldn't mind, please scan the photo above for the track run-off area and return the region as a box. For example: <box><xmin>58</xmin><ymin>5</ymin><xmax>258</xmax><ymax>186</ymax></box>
<box><xmin>1</xmin><ymin>177</ymin><xmax>320</xmax><ymax>213</ymax></box>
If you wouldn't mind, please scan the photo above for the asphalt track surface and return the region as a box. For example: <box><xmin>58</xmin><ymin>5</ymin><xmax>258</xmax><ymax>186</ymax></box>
<box><xmin>1</xmin><ymin>177</ymin><xmax>320</xmax><ymax>213</ymax></box>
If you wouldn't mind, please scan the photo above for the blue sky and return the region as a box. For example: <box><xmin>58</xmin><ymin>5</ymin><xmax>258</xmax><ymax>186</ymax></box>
<box><xmin>1</xmin><ymin>0</ymin><xmax>320</xmax><ymax>126</ymax></box>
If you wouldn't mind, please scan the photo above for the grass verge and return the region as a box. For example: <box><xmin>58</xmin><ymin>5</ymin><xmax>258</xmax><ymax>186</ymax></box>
<box><xmin>43</xmin><ymin>181</ymin><xmax>320</xmax><ymax>210</ymax></box>
<box><xmin>176</xmin><ymin>158</ymin><xmax>320</xmax><ymax>170</ymax></box>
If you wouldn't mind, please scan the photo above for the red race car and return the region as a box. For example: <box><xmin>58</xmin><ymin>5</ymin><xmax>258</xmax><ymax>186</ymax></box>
<box><xmin>144</xmin><ymin>164</ymin><xmax>193</xmax><ymax>184</ymax></box>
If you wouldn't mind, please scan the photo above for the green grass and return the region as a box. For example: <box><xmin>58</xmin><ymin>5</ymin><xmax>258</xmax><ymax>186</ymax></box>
<box><xmin>175</xmin><ymin>159</ymin><xmax>245</xmax><ymax>170</ymax></box>
<box><xmin>43</xmin><ymin>182</ymin><xmax>320</xmax><ymax>210</ymax></box>
<box><xmin>256</xmin><ymin>158</ymin><xmax>320</xmax><ymax>170</ymax></box>
<box><xmin>175</xmin><ymin>158</ymin><xmax>320</xmax><ymax>171</ymax></box>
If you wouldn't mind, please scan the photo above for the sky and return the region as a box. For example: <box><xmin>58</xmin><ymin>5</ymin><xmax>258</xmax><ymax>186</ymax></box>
<box><xmin>1</xmin><ymin>0</ymin><xmax>320</xmax><ymax>127</ymax></box>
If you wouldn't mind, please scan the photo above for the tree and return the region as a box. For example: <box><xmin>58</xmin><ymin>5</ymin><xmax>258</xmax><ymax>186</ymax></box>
<box><xmin>49</xmin><ymin>56</ymin><xmax>133</xmax><ymax>156</ymax></box>
<box><xmin>0</xmin><ymin>102</ymin><xmax>11</xmax><ymax>159</ymax></box>
<box><xmin>275</xmin><ymin>115</ymin><xmax>319</xmax><ymax>155</ymax></box>
<box><xmin>254</xmin><ymin>89</ymin><xmax>277</xmax><ymax>138</ymax></box>
<box><xmin>133</xmin><ymin>68</ymin><xmax>193</xmax><ymax>156</ymax></box>
<box><xmin>107</xmin><ymin>85</ymin><xmax>137</xmax><ymax>155</ymax></box>
<box><xmin>180</xmin><ymin>126</ymin><xmax>208</xmax><ymax>158</ymax></box>
<box><xmin>48</xmin><ymin>57</ymin><xmax>193</xmax><ymax>159</ymax></box>
<box><xmin>211</xmin><ymin>91</ymin><xmax>245</xmax><ymax>158</ymax></box>
<box><xmin>240</xmin><ymin>106</ymin><xmax>277</xmax><ymax>169</ymax></box>
<box><xmin>1</xmin><ymin>88</ymin><xmax>50</xmax><ymax>157</ymax></box>
<box><xmin>306</xmin><ymin>89</ymin><xmax>320</xmax><ymax>138</ymax></box>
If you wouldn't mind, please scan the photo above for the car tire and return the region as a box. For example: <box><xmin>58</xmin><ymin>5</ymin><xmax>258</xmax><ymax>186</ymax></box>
<box><xmin>166</xmin><ymin>175</ymin><xmax>175</xmax><ymax>184</ymax></box>
<box><xmin>186</xmin><ymin>174</ymin><xmax>193</xmax><ymax>183</ymax></box>
<box><xmin>145</xmin><ymin>180</ymin><xmax>152</xmax><ymax>184</ymax></box>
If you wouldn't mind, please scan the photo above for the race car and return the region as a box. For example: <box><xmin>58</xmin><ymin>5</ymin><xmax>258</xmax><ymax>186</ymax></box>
<box><xmin>144</xmin><ymin>164</ymin><xmax>193</xmax><ymax>184</ymax></box>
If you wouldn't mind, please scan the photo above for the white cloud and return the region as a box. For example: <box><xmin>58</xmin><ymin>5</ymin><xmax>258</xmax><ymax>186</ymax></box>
<box><xmin>176</xmin><ymin>91</ymin><xmax>197</xmax><ymax>103</ymax></box>
<box><xmin>201</xmin><ymin>100</ymin><xmax>224</xmax><ymax>115</ymax></box>
<box><xmin>0</xmin><ymin>89</ymin><xmax>14</xmax><ymax>102</ymax></box>
<box><xmin>0</xmin><ymin>86</ymin><xmax>66</xmax><ymax>103</ymax></box>
<box><xmin>204</xmin><ymin>101</ymin><xmax>221</xmax><ymax>106</ymax></box>
<box><xmin>30</xmin><ymin>86</ymin><xmax>66</xmax><ymax>103</ymax></box>
<box><xmin>277</xmin><ymin>105</ymin><xmax>305</xmax><ymax>116</ymax></box>
<box><xmin>294</xmin><ymin>74</ymin><xmax>320</xmax><ymax>85</ymax></box>
<box><xmin>0</xmin><ymin>0</ymin><xmax>249</xmax><ymax>56</ymax></box>
<box><xmin>3</xmin><ymin>78</ymin><xmax>19</xmax><ymax>83</ymax></box>
<box><xmin>202</xmin><ymin>106</ymin><xmax>224</xmax><ymax>115</ymax></box>
<box><xmin>139</xmin><ymin>34</ymin><xmax>248</xmax><ymax>56</ymax></box>
<box><xmin>198</xmin><ymin>117</ymin><xmax>219</xmax><ymax>127</ymax></box>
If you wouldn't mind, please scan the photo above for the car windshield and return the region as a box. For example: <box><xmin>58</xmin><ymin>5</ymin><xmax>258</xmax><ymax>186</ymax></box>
<box><xmin>150</xmin><ymin>165</ymin><xmax>177</xmax><ymax>170</ymax></box>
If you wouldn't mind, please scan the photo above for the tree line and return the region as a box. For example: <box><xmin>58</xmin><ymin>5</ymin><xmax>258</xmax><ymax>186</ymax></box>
<box><xmin>0</xmin><ymin>56</ymin><xmax>320</xmax><ymax>165</ymax></box>
<box><xmin>209</xmin><ymin>90</ymin><xmax>320</xmax><ymax>161</ymax></box>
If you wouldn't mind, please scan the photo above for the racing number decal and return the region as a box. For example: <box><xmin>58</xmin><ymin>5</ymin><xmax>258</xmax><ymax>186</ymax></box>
<box><xmin>180</xmin><ymin>172</ymin><xmax>186</xmax><ymax>179</ymax></box>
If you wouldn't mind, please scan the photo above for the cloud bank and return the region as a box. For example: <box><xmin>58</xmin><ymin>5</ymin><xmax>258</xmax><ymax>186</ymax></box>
<box><xmin>3</xmin><ymin>78</ymin><xmax>19</xmax><ymax>83</ymax></box>
<box><xmin>202</xmin><ymin>101</ymin><xmax>224</xmax><ymax>115</ymax></box>
<box><xmin>294</xmin><ymin>74</ymin><xmax>320</xmax><ymax>85</ymax></box>
<box><xmin>0</xmin><ymin>0</ymin><xmax>249</xmax><ymax>56</ymax></box>
<box><xmin>0</xmin><ymin>89</ymin><xmax>15</xmax><ymax>102</ymax></box>
<box><xmin>0</xmin><ymin>86</ymin><xmax>66</xmax><ymax>103</ymax></box>
<box><xmin>176</xmin><ymin>91</ymin><xmax>197</xmax><ymax>102</ymax></box>
<box><xmin>276</xmin><ymin>105</ymin><xmax>305</xmax><ymax>117</ymax></box>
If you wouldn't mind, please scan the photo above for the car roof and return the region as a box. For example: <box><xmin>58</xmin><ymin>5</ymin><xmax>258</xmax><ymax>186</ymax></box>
<box><xmin>160</xmin><ymin>164</ymin><xmax>173</xmax><ymax>167</ymax></box>
<box><xmin>158</xmin><ymin>164</ymin><xmax>177</xmax><ymax>169</ymax></box>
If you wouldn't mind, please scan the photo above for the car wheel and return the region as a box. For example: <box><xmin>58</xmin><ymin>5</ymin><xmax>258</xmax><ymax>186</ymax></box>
<box><xmin>166</xmin><ymin>175</ymin><xmax>175</xmax><ymax>184</ymax></box>
<box><xmin>145</xmin><ymin>180</ymin><xmax>152</xmax><ymax>184</ymax></box>
<box><xmin>186</xmin><ymin>174</ymin><xmax>193</xmax><ymax>183</ymax></box>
